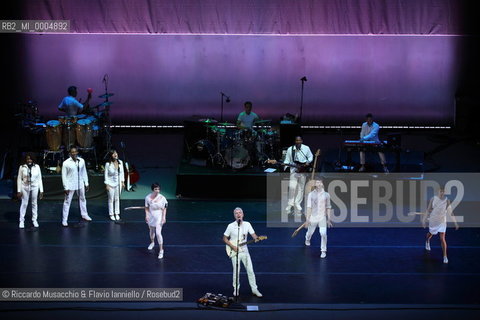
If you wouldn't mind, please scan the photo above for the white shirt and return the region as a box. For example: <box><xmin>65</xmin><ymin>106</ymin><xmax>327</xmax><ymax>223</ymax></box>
<box><xmin>307</xmin><ymin>189</ymin><xmax>331</xmax><ymax>224</ymax></box>
<box><xmin>17</xmin><ymin>164</ymin><xmax>43</xmax><ymax>192</ymax></box>
<box><xmin>237</xmin><ymin>111</ymin><xmax>259</xmax><ymax>129</ymax></box>
<box><xmin>224</xmin><ymin>221</ymin><xmax>255</xmax><ymax>253</ymax></box>
<box><xmin>104</xmin><ymin>160</ymin><xmax>125</xmax><ymax>188</ymax></box>
<box><xmin>62</xmin><ymin>157</ymin><xmax>89</xmax><ymax>190</ymax></box>
<box><xmin>360</xmin><ymin>121</ymin><xmax>381</xmax><ymax>143</ymax></box>
<box><xmin>283</xmin><ymin>144</ymin><xmax>314</xmax><ymax>173</ymax></box>
<box><xmin>145</xmin><ymin>193</ymin><xmax>168</xmax><ymax>213</ymax></box>
<box><xmin>58</xmin><ymin>96</ymin><xmax>84</xmax><ymax>116</ymax></box>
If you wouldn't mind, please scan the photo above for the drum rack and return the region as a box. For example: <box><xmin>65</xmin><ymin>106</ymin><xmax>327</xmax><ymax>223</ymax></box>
<box><xmin>77</xmin><ymin>146</ymin><xmax>98</xmax><ymax>170</ymax></box>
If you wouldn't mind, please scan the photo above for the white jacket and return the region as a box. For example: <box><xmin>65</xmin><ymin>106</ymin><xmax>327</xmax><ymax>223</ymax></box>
<box><xmin>17</xmin><ymin>164</ymin><xmax>43</xmax><ymax>192</ymax></box>
<box><xmin>62</xmin><ymin>157</ymin><xmax>89</xmax><ymax>190</ymax></box>
<box><xmin>283</xmin><ymin>144</ymin><xmax>313</xmax><ymax>173</ymax></box>
<box><xmin>104</xmin><ymin>160</ymin><xmax>125</xmax><ymax>188</ymax></box>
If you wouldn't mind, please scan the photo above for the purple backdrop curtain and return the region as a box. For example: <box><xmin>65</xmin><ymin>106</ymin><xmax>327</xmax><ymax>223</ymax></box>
<box><xmin>18</xmin><ymin>1</ymin><xmax>465</xmax><ymax>125</ymax></box>
<box><xmin>23</xmin><ymin>0</ymin><xmax>463</xmax><ymax>35</ymax></box>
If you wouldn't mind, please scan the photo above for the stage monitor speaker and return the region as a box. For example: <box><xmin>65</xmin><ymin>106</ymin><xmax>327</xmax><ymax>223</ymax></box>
<box><xmin>183</xmin><ymin>120</ymin><xmax>209</xmax><ymax>155</ymax></box>
<box><xmin>280</xmin><ymin>123</ymin><xmax>301</xmax><ymax>149</ymax></box>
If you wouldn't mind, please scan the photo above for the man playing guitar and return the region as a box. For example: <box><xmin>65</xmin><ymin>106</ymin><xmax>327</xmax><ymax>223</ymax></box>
<box><xmin>268</xmin><ymin>136</ymin><xmax>313</xmax><ymax>215</ymax></box>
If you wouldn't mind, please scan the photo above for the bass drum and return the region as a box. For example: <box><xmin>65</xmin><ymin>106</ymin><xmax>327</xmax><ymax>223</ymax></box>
<box><xmin>224</xmin><ymin>145</ymin><xmax>250</xmax><ymax>170</ymax></box>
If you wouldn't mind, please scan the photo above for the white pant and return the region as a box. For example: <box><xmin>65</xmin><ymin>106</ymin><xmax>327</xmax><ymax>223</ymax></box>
<box><xmin>231</xmin><ymin>251</ymin><xmax>258</xmax><ymax>294</ymax></box>
<box><xmin>62</xmin><ymin>186</ymin><xmax>88</xmax><ymax>222</ymax></box>
<box><xmin>287</xmin><ymin>173</ymin><xmax>306</xmax><ymax>210</ymax></box>
<box><xmin>360</xmin><ymin>151</ymin><xmax>386</xmax><ymax>165</ymax></box>
<box><xmin>305</xmin><ymin>221</ymin><xmax>327</xmax><ymax>252</ymax></box>
<box><xmin>107</xmin><ymin>185</ymin><xmax>121</xmax><ymax>215</ymax></box>
<box><xmin>19</xmin><ymin>186</ymin><xmax>39</xmax><ymax>222</ymax></box>
<box><xmin>149</xmin><ymin>225</ymin><xmax>163</xmax><ymax>245</ymax></box>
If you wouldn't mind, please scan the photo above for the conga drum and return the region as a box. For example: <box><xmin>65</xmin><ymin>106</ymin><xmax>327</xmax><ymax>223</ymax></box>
<box><xmin>75</xmin><ymin>118</ymin><xmax>93</xmax><ymax>148</ymax></box>
<box><xmin>45</xmin><ymin>120</ymin><xmax>62</xmax><ymax>151</ymax></box>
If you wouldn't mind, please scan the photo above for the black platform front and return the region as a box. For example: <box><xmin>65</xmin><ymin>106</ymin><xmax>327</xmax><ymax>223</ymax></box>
<box><xmin>42</xmin><ymin>173</ymin><xmax>107</xmax><ymax>200</ymax></box>
<box><xmin>176</xmin><ymin>162</ymin><xmax>268</xmax><ymax>198</ymax></box>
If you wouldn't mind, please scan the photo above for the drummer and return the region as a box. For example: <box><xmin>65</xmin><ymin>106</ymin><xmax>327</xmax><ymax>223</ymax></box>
<box><xmin>236</xmin><ymin>101</ymin><xmax>260</xmax><ymax>130</ymax></box>
<box><xmin>58</xmin><ymin>86</ymin><xmax>92</xmax><ymax>116</ymax></box>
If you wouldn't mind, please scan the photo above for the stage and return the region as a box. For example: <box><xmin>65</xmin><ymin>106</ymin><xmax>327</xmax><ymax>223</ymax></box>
<box><xmin>1</xmin><ymin>199</ymin><xmax>479</xmax><ymax>318</ymax></box>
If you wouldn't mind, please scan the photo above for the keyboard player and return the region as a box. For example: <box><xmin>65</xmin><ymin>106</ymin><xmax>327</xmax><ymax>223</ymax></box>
<box><xmin>359</xmin><ymin>113</ymin><xmax>388</xmax><ymax>173</ymax></box>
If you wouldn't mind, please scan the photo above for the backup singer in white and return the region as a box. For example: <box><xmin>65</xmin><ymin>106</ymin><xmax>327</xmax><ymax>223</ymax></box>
<box><xmin>17</xmin><ymin>153</ymin><xmax>44</xmax><ymax>229</ymax></box>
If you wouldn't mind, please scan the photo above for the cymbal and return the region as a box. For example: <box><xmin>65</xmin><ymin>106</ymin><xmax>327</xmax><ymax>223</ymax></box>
<box><xmin>95</xmin><ymin>102</ymin><xmax>113</xmax><ymax>108</ymax></box>
<box><xmin>98</xmin><ymin>93</ymin><xmax>114</xmax><ymax>99</ymax></box>
<box><xmin>198</xmin><ymin>118</ymin><xmax>217</xmax><ymax>124</ymax></box>
<box><xmin>255</xmin><ymin>119</ymin><xmax>272</xmax><ymax>124</ymax></box>
<box><xmin>217</xmin><ymin>122</ymin><xmax>234</xmax><ymax>126</ymax></box>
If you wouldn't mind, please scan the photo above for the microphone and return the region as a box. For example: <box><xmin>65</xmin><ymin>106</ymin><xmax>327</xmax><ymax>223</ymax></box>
<box><xmin>103</xmin><ymin>74</ymin><xmax>108</xmax><ymax>82</ymax></box>
<box><xmin>301</xmin><ymin>76</ymin><xmax>307</xmax><ymax>82</ymax></box>
<box><xmin>221</xmin><ymin>92</ymin><xmax>231</xmax><ymax>103</ymax></box>
<box><xmin>237</xmin><ymin>219</ymin><xmax>241</xmax><ymax>226</ymax></box>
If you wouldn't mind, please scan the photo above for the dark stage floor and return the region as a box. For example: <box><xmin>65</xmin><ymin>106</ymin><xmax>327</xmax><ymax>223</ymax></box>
<box><xmin>1</xmin><ymin>199</ymin><xmax>479</xmax><ymax>308</ymax></box>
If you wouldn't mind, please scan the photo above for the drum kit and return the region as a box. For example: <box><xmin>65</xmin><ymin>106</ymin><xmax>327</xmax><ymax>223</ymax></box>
<box><xmin>191</xmin><ymin>119</ymin><xmax>280</xmax><ymax>170</ymax></box>
<box><xmin>43</xmin><ymin>96</ymin><xmax>113</xmax><ymax>152</ymax></box>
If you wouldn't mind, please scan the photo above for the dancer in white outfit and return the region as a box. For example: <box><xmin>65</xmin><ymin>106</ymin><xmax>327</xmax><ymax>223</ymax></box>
<box><xmin>104</xmin><ymin>150</ymin><xmax>125</xmax><ymax>221</ymax></box>
<box><xmin>305</xmin><ymin>179</ymin><xmax>332</xmax><ymax>258</ymax></box>
<box><xmin>61</xmin><ymin>146</ymin><xmax>91</xmax><ymax>226</ymax></box>
<box><xmin>17</xmin><ymin>153</ymin><xmax>44</xmax><ymax>229</ymax></box>
<box><xmin>223</xmin><ymin>207</ymin><xmax>263</xmax><ymax>298</ymax></box>
<box><xmin>145</xmin><ymin>183</ymin><xmax>168</xmax><ymax>259</ymax></box>
<box><xmin>284</xmin><ymin>136</ymin><xmax>313</xmax><ymax>215</ymax></box>
<box><xmin>423</xmin><ymin>186</ymin><xmax>459</xmax><ymax>264</ymax></box>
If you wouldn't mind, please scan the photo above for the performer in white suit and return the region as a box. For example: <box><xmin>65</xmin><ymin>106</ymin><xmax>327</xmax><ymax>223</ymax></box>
<box><xmin>104</xmin><ymin>150</ymin><xmax>125</xmax><ymax>221</ymax></box>
<box><xmin>17</xmin><ymin>153</ymin><xmax>43</xmax><ymax>228</ymax></box>
<box><xmin>145</xmin><ymin>183</ymin><xmax>168</xmax><ymax>259</ymax></box>
<box><xmin>283</xmin><ymin>136</ymin><xmax>313</xmax><ymax>215</ymax></box>
<box><xmin>423</xmin><ymin>186</ymin><xmax>459</xmax><ymax>264</ymax></box>
<box><xmin>305</xmin><ymin>179</ymin><xmax>332</xmax><ymax>258</ymax></box>
<box><xmin>223</xmin><ymin>207</ymin><xmax>263</xmax><ymax>298</ymax></box>
<box><xmin>61</xmin><ymin>146</ymin><xmax>91</xmax><ymax>226</ymax></box>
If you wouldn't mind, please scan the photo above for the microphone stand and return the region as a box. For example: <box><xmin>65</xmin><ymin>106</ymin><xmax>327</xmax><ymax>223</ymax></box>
<box><xmin>28</xmin><ymin>165</ymin><xmax>32</xmax><ymax>220</ymax></box>
<box><xmin>103</xmin><ymin>74</ymin><xmax>112</xmax><ymax>156</ymax></box>
<box><xmin>115</xmin><ymin>161</ymin><xmax>123</xmax><ymax>224</ymax></box>
<box><xmin>235</xmin><ymin>220</ymin><xmax>241</xmax><ymax>301</ymax></box>
<box><xmin>220</xmin><ymin>92</ymin><xmax>230</xmax><ymax>123</ymax></box>
<box><xmin>75</xmin><ymin>157</ymin><xmax>84</xmax><ymax>227</ymax></box>
<box><xmin>299</xmin><ymin>77</ymin><xmax>307</xmax><ymax>122</ymax></box>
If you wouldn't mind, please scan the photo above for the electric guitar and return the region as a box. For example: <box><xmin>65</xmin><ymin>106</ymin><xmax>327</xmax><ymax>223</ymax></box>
<box><xmin>225</xmin><ymin>236</ymin><xmax>267</xmax><ymax>257</ymax></box>
<box><xmin>266</xmin><ymin>149</ymin><xmax>321</xmax><ymax>173</ymax></box>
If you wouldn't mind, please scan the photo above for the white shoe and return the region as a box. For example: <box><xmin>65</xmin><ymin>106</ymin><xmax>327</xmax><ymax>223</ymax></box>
<box><xmin>443</xmin><ymin>256</ymin><xmax>448</xmax><ymax>264</ymax></box>
<box><xmin>109</xmin><ymin>215</ymin><xmax>115</xmax><ymax>221</ymax></box>
<box><xmin>158</xmin><ymin>250</ymin><xmax>164</xmax><ymax>259</ymax></box>
<box><xmin>148</xmin><ymin>242</ymin><xmax>155</xmax><ymax>250</ymax></box>
<box><xmin>320</xmin><ymin>252</ymin><xmax>327</xmax><ymax>258</ymax></box>
<box><xmin>359</xmin><ymin>166</ymin><xmax>366</xmax><ymax>172</ymax></box>
<box><xmin>285</xmin><ymin>205</ymin><xmax>293</xmax><ymax>214</ymax></box>
<box><xmin>33</xmin><ymin>220</ymin><xmax>39</xmax><ymax>228</ymax></box>
<box><xmin>233</xmin><ymin>290</ymin><xmax>239</xmax><ymax>297</ymax></box>
<box><xmin>252</xmin><ymin>289</ymin><xmax>263</xmax><ymax>297</ymax></box>
<box><xmin>294</xmin><ymin>205</ymin><xmax>302</xmax><ymax>212</ymax></box>
<box><xmin>383</xmin><ymin>166</ymin><xmax>389</xmax><ymax>174</ymax></box>
<box><xmin>19</xmin><ymin>221</ymin><xmax>24</xmax><ymax>229</ymax></box>
<box><xmin>425</xmin><ymin>241</ymin><xmax>431</xmax><ymax>251</ymax></box>
<box><xmin>305</xmin><ymin>239</ymin><xmax>311</xmax><ymax>246</ymax></box>
<box><xmin>82</xmin><ymin>215</ymin><xmax>92</xmax><ymax>221</ymax></box>
<box><xmin>62</xmin><ymin>221</ymin><xmax>68</xmax><ymax>227</ymax></box>
<box><xmin>115</xmin><ymin>214</ymin><xmax>120</xmax><ymax>221</ymax></box>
